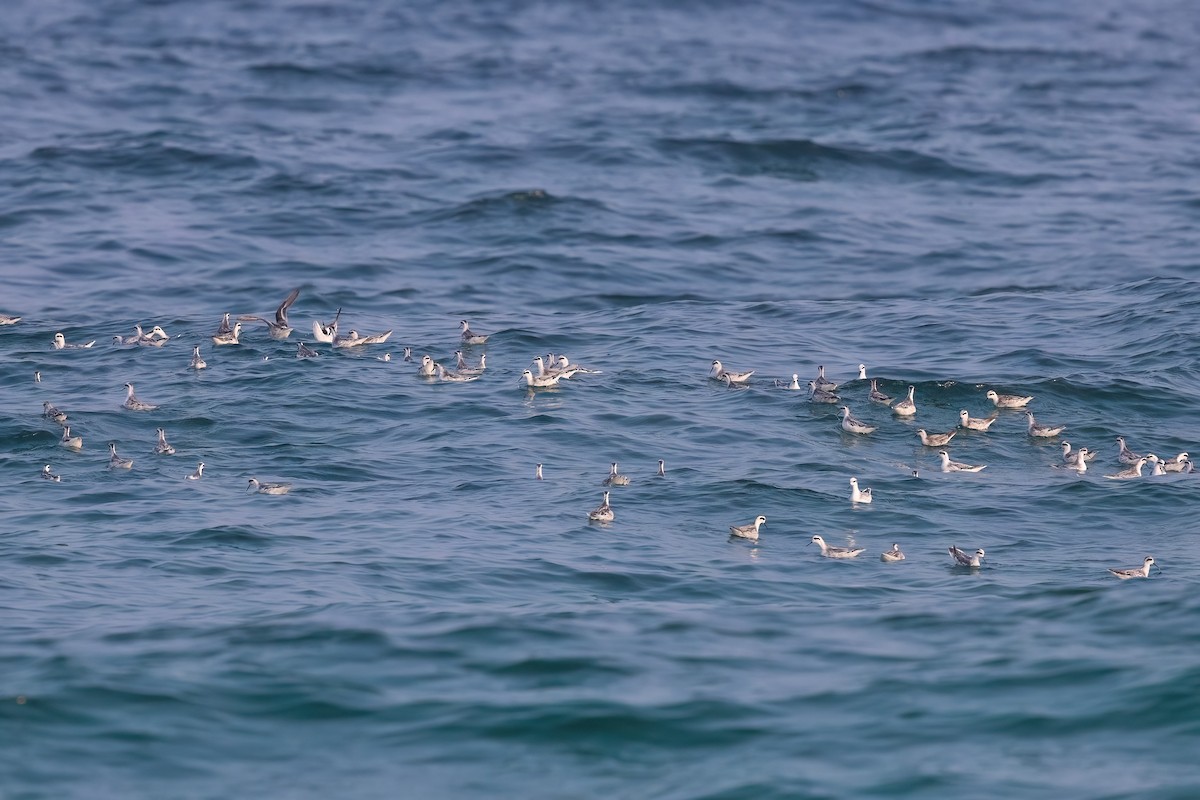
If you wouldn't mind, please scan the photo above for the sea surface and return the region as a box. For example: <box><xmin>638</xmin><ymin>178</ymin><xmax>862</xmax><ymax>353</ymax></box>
<box><xmin>3</xmin><ymin>0</ymin><xmax>1200</xmax><ymax>797</ymax></box>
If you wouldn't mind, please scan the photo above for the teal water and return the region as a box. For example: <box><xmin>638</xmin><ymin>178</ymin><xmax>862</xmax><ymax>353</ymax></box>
<box><xmin>3</xmin><ymin>0</ymin><xmax>1200</xmax><ymax>797</ymax></box>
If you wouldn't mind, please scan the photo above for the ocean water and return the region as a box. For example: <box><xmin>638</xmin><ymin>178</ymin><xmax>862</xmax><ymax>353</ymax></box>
<box><xmin>3</xmin><ymin>0</ymin><xmax>1200</xmax><ymax>797</ymax></box>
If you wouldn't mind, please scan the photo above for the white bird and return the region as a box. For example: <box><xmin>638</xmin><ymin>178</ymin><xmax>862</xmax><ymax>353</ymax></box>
<box><xmin>42</xmin><ymin>401</ymin><xmax>68</xmax><ymax>425</ymax></box>
<box><xmin>312</xmin><ymin>308</ymin><xmax>341</xmax><ymax>343</ymax></box>
<box><xmin>1108</xmin><ymin>556</ymin><xmax>1157</xmax><ymax>580</ymax></box>
<box><xmin>808</xmin><ymin>381</ymin><xmax>840</xmax><ymax>404</ymax></box>
<box><xmin>460</xmin><ymin>319</ymin><xmax>489</xmax><ymax>345</ymax></box>
<box><xmin>1115</xmin><ymin>436</ymin><xmax>1143</xmax><ymax>465</ymax></box>
<box><xmin>215</xmin><ymin>312</ymin><xmax>233</xmax><ymax>336</ymax></box>
<box><xmin>1162</xmin><ymin>452</ymin><xmax>1190</xmax><ymax>473</ymax></box>
<box><xmin>403</xmin><ymin>347</ymin><xmax>413</xmax><ymax>362</ymax></box>
<box><xmin>248</xmin><ymin>478</ymin><xmax>291</xmax><ymax>495</ymax></box>
<box><xmin>892</xmin><ymin>385</ymin><xmax>917</xmax><ymax>416</ymax></box>
<box><xmin>241</xmin><ymin>287</ymin><xmax>300</xmax><ymax>339</ymax></box>
<box><xmin>52</xmin><ymin>332</ymin><xmax>95</xmax><ymax>349</ymax></box>
<box><xmin>711</xmin><ymin>359</ymin><xmax>753</xmax><ymax>384</ymax></box>
<box><xmin>1105</xmin><ymin>457</ymin><xmax>1148</xmax><ymax>480</ymax></box>
<box><xmin>939</xmin><ymin>450</ymin><xmax>987</xmax><ymax>473</ymax></box>
<box><xmin>435</xmin><ymin>362</ymin><xmax>480</xmax><ymax>382</ymax></box>
<box><xmin>417</xmin><ymin>355</ymin><xmax>437</xmax><ymax>377</ymax></box>
<box><xmin>34</xmin><ymin>371</ymin><xmax>41</xmax><ymax>383</ymax></box>
<box><xmin>1060</xmin><ymin>441</ymin><xmax>1097</xmax><ymax>464</ymax></box>
<box><xmin>147</xmin><ymin>325</ymin><xmax>170</xmax><ymax>341</ymax></box>
<box><xmin>839</xmin><ymin>406</ymin><xmax>877</xmax><ymax>435</ymax></box>
<box><xmin>41</xmin><ymin>464</ymin><xmax>61</xmax><ymax>482</ymax></box>
<box><xmin>858</xmin><ymin>364</ymin><xmax>867</xmax><ymax>380</ymax></box>
<box><xmin>60</xmin><ymin>426</ymin><xmax>83</xmax><ymax>451</ymax></box>
<box><xmin>602</xmin><ymin>462</ymin><xmax>631</xmax><ymax>486</ymax></box>
<box><xmin>775</xmin><ymin>374</ymin><xmax>802</xmax><ymax>390</ymax></box>
<box><xmin>155</xmin><ymin>427</ymin><xmax>176</xmax><ymax>455</ymax></box>
<box><xmin>810</xmin><ymin>535</ymin><xmax>865</xmax><ymax>559</ymax></box>
<box><xmin>813</xmin><ymin>365</ymin><xmax>837</xmax><ymax>391</ymax></box>
<box><xmin>869</xmin><ymin>379</ymin><xmax>893</xmax><ymax>405</ymax></box>
<box><xmin>137</xmin><ymin>325</ymin><xmax>167</xmax><ymax>346</ymax></box>
<box><xmin>849</xmin><ymin>477</ymin><xmax>872</xmax><ymax>504</ymax></box>
<box><xmin>108</xmin><ymin>442</ymin><xmax>133</xmax><ymax>470</ymax></box>
<box><xmin>916</xmin><ymin>428</ymin><xmax>956</xmax><ymax>447</ymax></box>
<box><xmin>1056</xmin><ymin>447</ymin><xmax>1090</xmax><ymax>473</ymax></box>
<box><xmin>520</xmin><ymin>369</ymin><xmax>561</xmax><ymax>388</ymax></box>
<box><xmin>122</xmin><ymin>382</ymin><xmax>158</xmax><ymax>411</ymax></box>
<box><xmin>657</xmin><ymin>459</ymin><xmax>666</xmax><ymax>477</ymax></box>
<box><xmin>185</xmin><ymin>462</ymin><xmax>204</xmax><ymax>480</ymax></box>
<box><xmin>113</xmin><ymin>325</ymin><xmax>144</xmax><ymax>346</ymax></box>
<box><xmin>296</xmin><ymin>342</ymin><xmax>320</xmax><ymax>359</ymax></box>
<box><xmin>455</xmin><ymin>351</ymin><xmax>487</xmax><ymax>375</ymax></box>
<box><xmin>880</xmin><ymin>543</ymin><xmax>905</xmax><ymax>562</ymax></box>
<box><xmin>588</xmin><ymin>491</ymin><xmax>614</xmax><ymax>522</ymax></box>
<box><xmin>1146</xmin><ymin>454</ymin><xmax>1166</xmax><ymax>476</ymax></box>
<box><xmin>535</xmin><ymin>463</ymin><xmax>543</xmax><ymax>481</ymax></box>
<box><xmin>377</xmin><ymin>353</ymin><xmax>391</xmax><ymax>362</ymax></box>
<box><xmin>189</xmin><ymin>345</ymin><xmax>207</xmax><ymax>369</ymax></box>
<box><xmin>0</xmin><ymin>314</ymin><xmax>21</xmax><ymax>325</ymax></box>
<box><xmin>986</xmin><ymin>389</ymin><xmax>1034</xmax><ymax>409</ymax></box>
<box><xmin>949</xmin><ymin>546</ymin><xmax>985</xmax><ymax>568</ymax></box>
<box><xmin>958</xmin><ymin>409</ymin><xmax>997</xmax><ymax>431</ymax></box>
<box><xmin>211</xmin><ymin>321</ymin><xmax>242</xmax><ymax>346</ymax></box>
<box><xmin>556</xmin><ymin>355</ymin><xmax>600</xmax><ymax>376</ymax></box>
<box><xmin>729</xmin><ymin>515</ymin><xmax>767</xmax><ymax>541</ymax></box>
<box><xmin>1025</xmin><ymin>411</ymin><xmax>1065</xmax><ymax>438</ymax></box>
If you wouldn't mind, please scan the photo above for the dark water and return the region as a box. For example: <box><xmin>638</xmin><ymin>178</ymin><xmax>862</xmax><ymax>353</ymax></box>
<box><xmin>3</xmin><ymin>0</ymin><xmax>1200</xmax><ymax>797</ymax></box>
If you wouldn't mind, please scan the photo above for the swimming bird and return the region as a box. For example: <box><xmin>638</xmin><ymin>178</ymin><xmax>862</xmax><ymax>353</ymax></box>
<box><xmin>435</xmin><ymin>362</ymin><xmax>480</xmax><ymax>382</ymax></box>
<box><xmin>296</xmin><ymin>342</ymin><xmax>319</xmax><ymax>359</ymax></box>
<box><xmin>520</xmin><ymin>369</ymin><xmax>561</xmax><ymax>388</ymax></box>
<box><xmin>1060</xmin><ymin>441</ymin><xmax>1097</xmax><ymax>465</ymax></box>
<box><xmin>949</xmin><ymin>546</ymin><xmax>985</xmax><ymax>568</ymax></box>
<box><xmin>113</xmin><ymin>325</ymin><xmax>145</xmax><ymax>346</ymax></box>
<box><xmin>53</xmin><ymin>332</ymin><xmax>95</xmax><ymax>349</ymax></box>
<box><xmin>657</xmin><ymin>459</ymin><xmax>666</xmax><ymax>477</ymax></box>
<box><xmin>810</xmin><ymin>535</ymin><xmax>865</xmax><ymax>559</ymax></box>
<box><xmin>939</xmin><ymin>450</ymin><xmax>987</xmax><ymax>473</ymax></box>
<box><xmin>241</xmin><ymin>287</ymin><xmax>300</xmax><ymax>339</ymax></box>
<box><xmin>455</xmin><ymin>351</ymin><xmax>487</xmax><ymax>375</ymax></box>
<box><xmin>958</xmin><ymin>409</ymin><xmax>997</xmax><ymax>431</ymax></box>
<box><xmin>418</xmin><ymin>355</ymin><xmax>437</xmax><ymax>377</ymax></box>
<box><xmin>1057</xmin><ymin>447</ymin><xmax>1090</xmax><ymax>472</ymax></box>
<box><xmin>0</xmin><ymin>314</ymin><xmax>20</xmax><ymax>325</ymax></box>
<box><xmin>729</xmin><ymin>515</ymin><xmax>767</xmax><ymax>541</ymax></box>
<box><xmin>215</xmin><ymin>312</ymin><xmax>233</xmax><ymax>336</ymax></box>
<box><xmin>108</xmin><ymin>442</ymin><xmax>133</xmax><ymax>470</ymax></box>
<box><xmin>602</xmin><ymin>462</ymin><xmax>631</xmax><ymax>486</ymax></box>
<box><xmin>460</xmin><ymin>319</ymin><xmax>489</xmax><ymax>345</ymax></box>
<box><xmin>403</xmin><ymin>347</ymin><xmax>413</xmax><ymax>362</ymax></box>
<box><xmin>775</xmin><ymin>374</ymin><xmax>802</xmax><ymax>390</ymax></box>
<box><xmin>916</xmin><ymin>428</ymin><xmax>957</xmax><ymax>447</ymax></box>
<box><xmin>312</xmin><ymin>308</ymin><xmax>341</xmax><ymax>343</ymax></box>
<box><xmin>186</xmin><ymin>462</ymin><xmax>204</xmax><ymax>480</ymax></box>
<box><xmin>858</xmin><ymin>364</ymin><xmax>868</xmax><ymax>380</ymax></box>
<box><xmin>147</xmin><ymin>325</ymin><xmax>170</xmax><ymax>341</ymax></box>
<box><xmin>892</xmin><ymin>385</ymin><xmax>917</xmax><ymax>416</ymax></box>
<box><xmin>986</xmin><ymin>389</ymin><xmax>1034</xmax><ymax>409</ymax></box>
<box><xmin>849</xmin><ymin>476</ymin><xmax>872</xmax><ymax>504</ymax></box>
<box><xmin>332</xmin><ymin>330</ymin><xmax>368</xmax><ymax>348</ymax></box>
<box><xmin>1105</xmin><ymin>457</ymin><xmax>1148</xmax><ymax>480</ymax></box>
<box><xmin>588</xmin><ymin>491</ymin><xmax>614</xmax><ymax>522</ymax></box>
<box><xmin>869</xmin><ymin>379</ymin><xmax>893</xmax><ymax>405</ymax></box>
<box><xmin>60</xmin><ymin>426</ymin><xmax>82</xmax><ymax>451</ymax></box>
<box><xmin>535</xmin><ymin>463</ymin><xmax>543</xmax><ymax>481</ymax></box>
<box><xmin>813</xmin><ymin>365</ymin><xmax>837</xmax><ymax>391</ymax></box>
<box><xmin>839</xmin><ymin>406</ymin><xmax>877</xmax><ymax>434</ymax></box>
<box><xmin>247</xmin><ymin>477</ymin><xmax>291</xmax><ymax>495</ymax></box>
<box><xmin>1026</xmin><ymin>411</ymin><xmax>1065</xmax><ymax>438</ymax></box>
<box><xmin>122</xmin><ymin>382</ymin><xmax>158</xmax><ymax>411</ymax></box>
<box><xmin>1161</xmin><ymin>452</ymin><xmax>1190</xmax><ymax>473</ymax></box>
<box><xmin>556</xmin><ymin>355</ymin><xmax>600</xmax><ymax>376</ymax></box>
<box><xmin>34</xmin><ymin>371</ymin><xmax>41</xmax><ymax>383</ymax></box>
<box><xmin>711</xmin><ymin>359</ymin><xmax>753</xmax><ymax>384</ymax></box>
<box><xmin>1108</xmin><ymin>556</ymin><xmax>1157</xmax><ymax>580</ymax></box>
<box><xmin>137</xmin><ymin>325</ymin><xmax>167</xmax><ymax>346</ymax></box>
<box><xmin>1116</xmin><ymin>436</ymin><xmax>1144</xmax><ymax>465</ymax></box>
<box><xmin>808</xmin><ymin>381</ymin><xmax>840</xmax><ymax>404</ymax></box>
<box><xmin>377</xmin><ymin>353</ymin><xmax>391</xmax><ymax>362</ymax></box>
<box><xmin>531</xmin><ymin>355</ymin><xmax>557</xmax><ymax>378</ymax></box>
<box><xmin>211</xmin><ymin>321</ymin><xmax>242</xmax><ymax>346</ymax></box>
<box><xmin>880</xmin><ymin>543</ymin><xmax>905</xmax><ymax>562</ymax></box>
<box><xmin>41</xmin><ymin>464</ymin><xmax>61</xmax><ymax>482</ymax></box>
<box><xmin>188</xmin><ymin>345</ymin><xmax>207</xmax><ymax>369</ymax></box>
<box><xmin>155</xmin><ymin>427</ymin><xmax>176</xmax><ymax>455</ymax></box>
<box><xmin>1146</xmin><ymin>454</ymin><xmax>1166</xmax><ymax>476</ymax></box>
<box><xmin>42</xmin><ymin>401</ymin><xmax>67</xmax><ymax>425</ymax></box>
<box><xmin>355</xmin><ymin>329</ymin><xmax>393</xmax><ymax>345</ymax></box>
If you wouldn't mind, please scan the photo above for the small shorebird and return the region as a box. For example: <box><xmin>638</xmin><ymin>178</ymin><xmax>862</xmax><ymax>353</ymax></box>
<box><xmin>189</xmin><ymin>345</ymin><xmax>207</xmax><ymax>369</ymax></box>
<box><xmin>41</xmin><ymin>464</ymin><xmax>61</xmax><ymax>482</ymax></box>
<box><xmin>520</xmin><ymin>369</ymin><xmax>561</xmax><ymax>388</ymax></box>
<box><xmin>211</xmin><ymin>321</ymin><xmax>242</xmax><ymax>346</ymax></box>
<box><xmin>155</xmin><ymin>427</ymin><xmax>176</xmax><ymax>455</ymax></box>
<box><xmin>185</xmin><ymin>462</ymin><xmax>204</xmax><ymax>480</ymax></box>
<box><xmin>460</xmin><ymin>319</ymin><xmax>489</xmax><ymax>345</ymax></box>
<box><xmin>775</xmin><ymin>374</ymin><xmax>802</xmax><ymax>390</ymax></box>
<box><xmin>0</xmin><ymin>314</ymin><xmax>20</xmax><ymax>325</ymax></box>
<box><xmin>241</xmin><ymin>287</ymin><xmax>300</xmax><ymax>339</ymax></box>
<box><xmin>215</xmin><ymin>312</ymin><xmax>233</xmax><ymax>336</ymax></box>
<box><xmin>1146</xmin><ymin>454</ymin><xmax>1166</xmax><ymax>476</ymax></box>
<box><xmin>108</xmin><ymin>442</ymin><xmax>133</xmax><ymax>470</ymax></box>
<box><xmin>869</xmin><ymin>379</ymin><xmax>893</xmax><ymax>405</ymax></box>
<box><xmin>455</xmin><ymin>351</ymin><xmax>487</xmax><ymax>376</ymax></box>
<box><xmin>296</xmin><ymin>342</ymin><xmax>319</xmax><ymax>358</ymax></box>
<box><xmin>813</xmin><ymin>365</ymin><xmax>837</xmax><ymax>391</ymax></box>
<box><xmin>42</xmin><ymin>401</ymin><xmax>67</xmax><ymax>425</ymax></box>
<box><xmin>711</xmin><ymin>359</ymin><xmax>753</xmax><ymax>384</ymax></box>
<box><xmin>880</xmin><ymin>543</ymin><xmax>905</xmax><ymax>562</ymax></box>
<box><xmin>312</xmin><ymin>308</ymin><xmax>341</xmax><ymax>343</ymax></box>
<box><xmin>986</xmin><ymin>389</ymin><xmax>1034</xmax><ymax>409</ymax></box>
<box><xmin>52</xmin><ymin>332</ymin><xmax>95</xmax><ymax>349</ymax></box>
<box><xmin>939</xmin><ymin>450</ymin><xmax>987</xmax><ymax>473</ymax></box>
<box><xmin>892</xmin><ymin>385</ymin><xmax>917</xmax><ymax>416</ymax></box>
<box><xmin>1026</xmin><ymin>411</ymin><xmax>1065</xmax><ymax>438</ymax></box>
<box><xmin>1106</xmin><ymin>457</ymin><xmax>1148</xmax><ymax>480</ymax></box>
<box><xmin>810</xmin><ymin>535</ymin><xmax>864</xmax><ymax>559</ymax></box>
<box><xmin>657</xmin><ymin>459</ymin><xmax>666</xmax><ymax>477</ymax></box>
<box><xmin>1056</xmin><ymin>447</ymin><xmax>1090</xmax><ymax>473</ymax></box>
<box><xmin>435</xmin><ymin>362</ymin><xmax>480</xmax><ymax>382</ymax></box>
<box><xmin>60</xmin><ymin>426</ymin><xmax>83</xmax><ymax>451</ymax></box>
<box><xmin>248</xmin><ymin>478</ymin><xmax>291</xmax><ymax>494</ymax></box>
<box><xmin>1161</xmin><ymin>452</ymin><xmax>1190</xmax><ymax>473</ymax></box>
<box><xmin>1061</xmin><ymin>441</ymin><xmax>1096</xmax><ymax>465</ymax></box>
<box><xmin>123</xmin><ymin>382</ymin><xmax>158</xmax><ymax>411</ymax></box>
<box><xmin>949</xmin><ymin>546</ymin><xmax>985</xmax><ymax>568</ymax></box>
<box><xmin>839</xmin><ymin>406</ymin><xmax>877</xmax><ymax>435</ymax></box>
<box><xmin>729</xmin><ymin>515</ymin><xmax>766</xmax><ymax>541</ymax></box>
<box><xmin>535</xmin><ymin>463</ymin><xmax>543</xmax><ymax>481</ymax></box>
<box><xmin>588</xmin><ymin>491</ymin><xmax>614</xmax><ymax>522</ymax></box>
<box><xmin>602</xmin><ymin>462</ymin><xmax>631</xmax><ymax>486</ymax></box>
<box><xmin>916</xmin><ymin>428</ymin><xmax>956</xmax><ymax>447</ymax></box>
<box><xmin>857</xmin><ymin>364</ymin><xmax>867</xmax><ymax>380</ymax></box>
<box><xmin>555</xmin><ymin>355</ymin><xmax>600</xmax><ymax>376</ymax></box>
<box><xmin>1108</xmin><ymin>556</ymin><xmax>1157</xmax><ymax>580</ymax></box>
<box><xmin>849</xmin><ymin>476</ymin><xmax>872</xmax><ymax>504</ymax></box>
<box><xmin>1116</xmin><ymin>436</ymin><xmax>1143</xmax><ymax>465</ymax></box>
<box><xmin>808</xmin><ymin>381</ymin><xmax>840</xmax><ymax>404</ymax></box>
<box><xmin>958</xmin><ymin>409</ymin><xmax>997</xmax><ymax>431</ymax></box>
